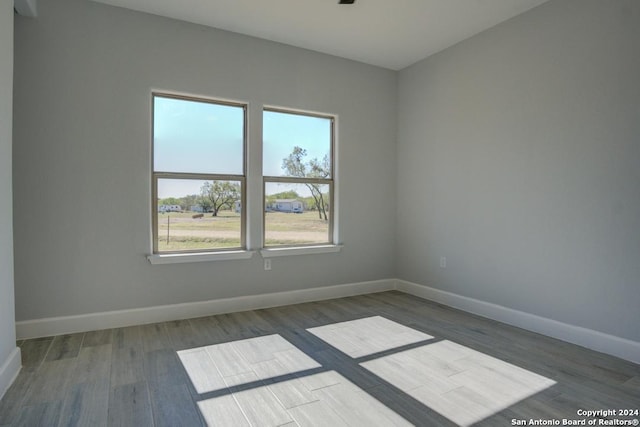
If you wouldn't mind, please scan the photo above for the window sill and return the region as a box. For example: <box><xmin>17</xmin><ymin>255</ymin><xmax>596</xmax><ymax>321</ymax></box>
<box><xmin>147</xmin><ymin>250</ymin><xmax>254</xmax><ymax>265</ymax></box>
<box><xmin>260</xmin><ymin>244</ymin><xmax>343</xmax><ymax>258</ymax></box>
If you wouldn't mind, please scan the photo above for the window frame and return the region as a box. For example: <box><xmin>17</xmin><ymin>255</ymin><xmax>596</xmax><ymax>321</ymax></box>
<box><xmin>262</xmin><ymin>107</ymin><xmax>336</xmax><ymax>248</ymax></box>
<box><xmin>151</xmin><ymin>92</ymin><xmax>247</xmax><ymax>254</ymax></box>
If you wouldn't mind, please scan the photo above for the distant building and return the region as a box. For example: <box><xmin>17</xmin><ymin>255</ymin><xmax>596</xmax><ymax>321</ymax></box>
<box><xmin>158</xmin><ymin>204</ymin><xmax>182</xmax><ymax>213</ymax></box>
<box><xmin>271</xmin><ymin>199</ymin><xmax>304</xmax><ymax>213</ymax></box>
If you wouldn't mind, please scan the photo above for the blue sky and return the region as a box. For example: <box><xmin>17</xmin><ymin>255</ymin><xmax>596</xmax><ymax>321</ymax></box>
<box><xmin>154</xmin><ymin>96</ymin><xmax>244</xmax><ymax>175</ymax></box>
<box><xmin>262</xmin><ymin>110</ymin><xmax>330</xmax><ymax>177</ymax></box>
<box><xmin>155</xmin><ymin>96</ymin><xmax>331</xmax><ymax>199</ymax></box>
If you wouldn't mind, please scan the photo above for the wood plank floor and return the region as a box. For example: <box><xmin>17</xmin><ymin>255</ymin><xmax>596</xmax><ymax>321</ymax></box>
<box><xmin>1</xmin><ymin>291</ymin><xmax>638</xmax><ymax>426</ymax></box>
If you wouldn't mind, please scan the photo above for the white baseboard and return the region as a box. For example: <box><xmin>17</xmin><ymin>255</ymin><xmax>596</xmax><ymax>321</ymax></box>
<box><xmin>14</xmin><ymin>278</ymin><xmax>639</xmax><ymax>365</ymax></box>
<box><xmin>396</xmin><ymin>279</ymin><xmax>640</xmax><ymax>365</ymax></box>
<box><xmin>0</xmin><ymin>347</ymin><xmax>21</xmax><ymax>401</ymax></box>
<box><xmin>16</xmin><ymin>279</ymin><xmax>396</xmax><ymax>340</ymax></box>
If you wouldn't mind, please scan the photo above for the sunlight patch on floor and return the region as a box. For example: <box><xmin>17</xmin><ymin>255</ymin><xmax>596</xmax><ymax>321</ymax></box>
<box><xmin>196</xmin><ymin>370</ymin><xmax>411</xmax><ymax>426</ymax></box>
<box><xmin>179</xmin><ymin>333</ymin><xmax>411</xmax><ymax>425</ymax></box>
<box><xmin>177</xmin><ymin>334</ymin><xmax>320</xmax><ymax>394</ymax></box>
<box><xmin>361</xmin><ymin>340</ymin><xmax>556</xmax><ymax>426</ymax></box>
<box><xmin>179</xmin><ymin>319</ymin><xmax>555</xmax><ymax>426</ymax></box>
<box><xmin>307</xmin><ymin>315</ymin><xmax>433</xmax><ymax>357</ymax></box>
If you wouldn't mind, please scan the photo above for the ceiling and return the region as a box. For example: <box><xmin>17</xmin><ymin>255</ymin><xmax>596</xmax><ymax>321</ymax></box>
<box><xmin>90</xmin><ymin>0</ymin><xmax>549</xmax><ymax>70</ymax></box>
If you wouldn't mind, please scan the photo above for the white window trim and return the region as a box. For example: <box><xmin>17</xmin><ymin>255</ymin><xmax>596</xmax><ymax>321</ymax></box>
<box><xmin>260</xmin><ymin>244</ymin><xmax>343</xmax><ymax>258</ymax></box>
<box><xmin>147</xmin><ymin>250</ymin><xmax>254</xmax><ymax>265</ymax></box>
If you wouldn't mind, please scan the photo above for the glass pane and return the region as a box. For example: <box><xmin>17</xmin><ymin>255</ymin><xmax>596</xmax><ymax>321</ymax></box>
<box><xmin>263</xmin><ymin>110</ymin><xmax>332</xmax><ymax>178</ymax></box>
<box><xmin>265</xmin><ymin>182</ymin><xmax>330</xmax><ymax>246</ymax></box>
<box><xmin>154</xmin><ymin>96</ymin><xmax>244</xmax><ymax>175</ymax></box>
<box><xmin>157</xmin><ymin>178</ymin><xmax>242</xmax><ymax>252</ymax></box>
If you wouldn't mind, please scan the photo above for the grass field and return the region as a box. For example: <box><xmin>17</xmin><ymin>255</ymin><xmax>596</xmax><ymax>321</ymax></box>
<box><xmin>157</xmin><ymin>210</ymin><xmax>329</xmax><ymax>252</ymax></box>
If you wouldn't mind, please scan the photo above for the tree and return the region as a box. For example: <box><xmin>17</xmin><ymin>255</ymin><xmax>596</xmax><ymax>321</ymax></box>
<box><xmin>200</xmin><ymin>181</ymin><xmax>240</xmax><ymax>216</ymax></box>
<box><xmin>159</xmin><ymin>197</ymin><xmax>181</xmax><ymax>206</ymax></box>
<box><xmin>198</xmin><ymin>196</ymin><xmax>212</xmax><ymax>214</ymax></box>
<box><xmin>282</xmin><ymin>147</ymin><xmax>330</xmax><ymax>220</ymax></box>
<box><xmin>181</xmin><ymin>194</ymin><xmax>199</xmax><ymax>211</ymax></box>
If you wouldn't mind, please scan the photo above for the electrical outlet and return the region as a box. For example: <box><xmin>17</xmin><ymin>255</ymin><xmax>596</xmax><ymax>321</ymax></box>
<box><xmin>264</xmin><ymin>259</ymin><xmax>272</xmax><ymax>271</ymax></box>
<box><xmin>440</xmin><ymin>257</ymin><xmax>447</xmax><ymax>268</ymax></box>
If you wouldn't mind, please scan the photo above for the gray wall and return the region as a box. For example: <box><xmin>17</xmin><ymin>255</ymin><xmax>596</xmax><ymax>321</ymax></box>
<box><xmin>14</xmin><ymin>0</ymin><xmax>638</xmax><ymax>346</ymax></box>
<box><xmin>13</xmin><ymin>0</ymin><xmax>397</xmax><ymax>320</ymax></box>
<box><xmin>397</xmin><ymin>0</ymin><xmax>640</xmax><ymax>341</ymax></box>
<box><xmin>0</xmin><ymin>0</ymin><xmax>16</xmax><ymax>368</ymax></box>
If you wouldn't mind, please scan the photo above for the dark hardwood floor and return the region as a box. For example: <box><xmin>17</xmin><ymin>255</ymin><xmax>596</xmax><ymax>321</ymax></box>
<box><xmin>1</xmin><ymin>291</ymin><xmax>638</xmax><ymax>426</ymax></box>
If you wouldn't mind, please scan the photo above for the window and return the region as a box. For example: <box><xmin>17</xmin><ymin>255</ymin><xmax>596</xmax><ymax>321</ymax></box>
<box><xmin>149</xmin><ymin>93</ymin><xmax>338</xmax><ymax>261</ymax></box>
<box><xmin>152</xmin><ymin>93</ymin><xmax>246</xmax><ymax>253</ymax></box>
<box><xmin>263</xmin><ymin>109</ymin><xmax>334</xmax><ymax>247</ymax></box>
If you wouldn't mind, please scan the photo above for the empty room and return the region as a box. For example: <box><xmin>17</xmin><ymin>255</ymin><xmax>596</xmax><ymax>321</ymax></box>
<box><xmin>0</xmin><ymin>0</ymin><xmax>638</xmax><ymax>425</ymax></box>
